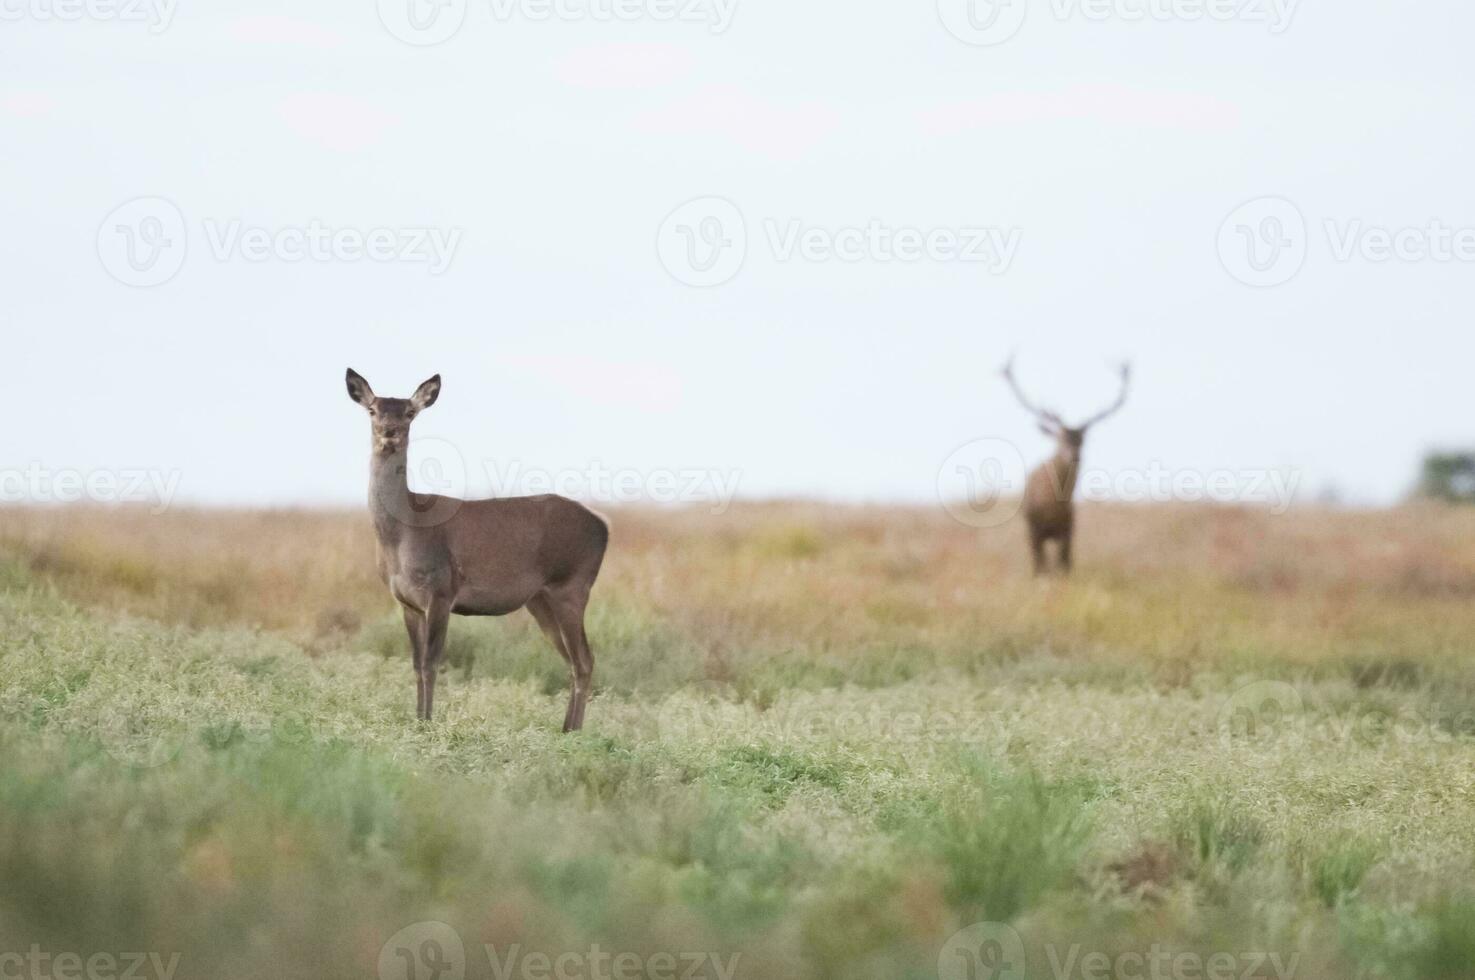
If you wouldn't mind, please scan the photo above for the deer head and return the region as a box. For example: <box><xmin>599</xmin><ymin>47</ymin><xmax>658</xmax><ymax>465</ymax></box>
<box><xmin>345</xmin><ymin>369</ymin><xmax>442</xmax><ymax>457</ymax></box>
<box><xmin>1001</xmin><ymin>357</ymin><xmax>1131</xmax><ymax>464</ymax></box>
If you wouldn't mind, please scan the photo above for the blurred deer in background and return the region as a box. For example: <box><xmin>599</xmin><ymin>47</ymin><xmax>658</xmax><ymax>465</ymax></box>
<box><xmin>1002</xmin><ymin>357</ymin><xmax>1131</xmax><ymax>576</ymax></box>
<box><xmin>345</xmin><ymin>370</ymin><xmax>609</xmax><ymax>731</ymax></box>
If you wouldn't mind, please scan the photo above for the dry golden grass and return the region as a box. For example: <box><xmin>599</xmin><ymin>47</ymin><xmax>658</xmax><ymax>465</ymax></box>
<box><xmin>5</xmin><ymin>500</ymin><xmax>1475</xmax><ymax>683</ymax></box>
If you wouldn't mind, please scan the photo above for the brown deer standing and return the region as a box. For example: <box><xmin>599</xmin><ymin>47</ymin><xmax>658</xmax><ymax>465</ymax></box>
<box><xmin>1002</xmin><ymin>358</ymin><xmax>1131</xmax><ymax>576</ymax></box>
<box><xmin>345</xmin><ymin>370</ymin><xmax>609</xmax><ymax>731</ymax></box>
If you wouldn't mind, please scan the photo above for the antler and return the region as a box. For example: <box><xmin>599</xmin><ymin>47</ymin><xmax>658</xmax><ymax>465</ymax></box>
<box><xmin>1001</xmin><ymin>355</ymin><xmax>1063</xmax><ymax>432</ymax></box>
<box><xmin>1080</xmin><ymin>362</ymin><xmax>1132</xmax><ymax>428</ymax></box>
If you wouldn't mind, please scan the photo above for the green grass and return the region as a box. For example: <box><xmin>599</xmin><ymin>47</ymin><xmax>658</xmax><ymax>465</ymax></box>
<box><xmin>4</xmin><ymin>505</ymin><xmax>1475</xmax><ymax>978</ymax></box>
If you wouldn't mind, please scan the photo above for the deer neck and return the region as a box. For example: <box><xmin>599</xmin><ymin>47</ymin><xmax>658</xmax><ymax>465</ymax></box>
<box><xmin>1050</xmin><ymin>452</ymin><xmax>1081</xmax><ymax>498</ymax></box>
<box><xmin>368</xmin><ymin>449</ymin><xmax>412</xmax><ymax>543</ymax></box>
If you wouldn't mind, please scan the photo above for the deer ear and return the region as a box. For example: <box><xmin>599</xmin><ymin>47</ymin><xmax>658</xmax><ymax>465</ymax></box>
<box><xmin>411</xmin><ymin>374</ymin><xmax>441</xmax><ymax>412</ymax></box>
<box><xmin>346</xmin><ymin>369</ymin><xmax>375</xmax><ymax>408</ymax></box>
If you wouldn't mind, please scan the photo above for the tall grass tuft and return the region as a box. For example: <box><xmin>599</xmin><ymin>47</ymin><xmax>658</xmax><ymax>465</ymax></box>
<box><xmin>1305</xmin><ymin>836</ymin><xmax>1380</xmax><ymax>908</ymax></box>
<box><xmin>896</xmin><ymin>758</ymin><xmax>1095</xmax><ymax>922</ymax></box>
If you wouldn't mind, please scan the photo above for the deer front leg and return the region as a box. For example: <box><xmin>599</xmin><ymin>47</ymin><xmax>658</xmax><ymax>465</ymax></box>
<box><xmin>402</xmin><ymin>605</ymin><xmax>427</xmax><ymax>719</ymax></box>
<box><xmin>420</xmin><ymin>600</ymin><xmax>452</xmax><ymax>722</ymax></box>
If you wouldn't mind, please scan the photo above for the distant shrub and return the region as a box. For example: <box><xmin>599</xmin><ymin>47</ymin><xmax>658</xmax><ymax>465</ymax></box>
<box><xmin>1417</xmin><ymin>451</ymin><xmax>1475</xmax><ymax>504</ymax></box>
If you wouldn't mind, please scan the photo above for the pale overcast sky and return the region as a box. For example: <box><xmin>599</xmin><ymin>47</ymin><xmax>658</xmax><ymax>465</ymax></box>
<box><xmin>3</xmin><ymin>1</ymin><xmax>1472</xmax><ymax>510</ymax></box>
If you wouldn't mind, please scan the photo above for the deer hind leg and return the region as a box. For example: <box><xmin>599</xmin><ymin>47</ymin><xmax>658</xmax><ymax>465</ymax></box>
<box><xmin>419</xmin><ymin>599</ymin><xmax>452</xmax><ymax>722</ymax></box>
<box><xmin>528</xmin><ymin>591</ymin><xmax>580</xmax><ymax>729</ymax></box>
<box><xmin>544</xmin><ymin>585</ymin><xmax>595</xmax><ymax>734</ymax></box>
<box><xmin>531</xmin><ymin>590</ymin><xmax>575</xmax><ymax>696</ymax></box>
<box><xmin>402</xmin><ymin>605</ymin><xmax>427</xmax><ymax>719</ymax></box>
<box><xmin>564</xmin><ymin>618</ymin><xmax>594</xmax><ymax>734</ymax></box>
<box><xmin>1028</xmin><ymin>525</ymin><xmax>1048</xmax><ymax>577</ymax></box>
<box><xmin>527</xmin><ymin>592</ymin><xmax>572</xmax><ymax>665</ymax></box>
<box><xmin>1057</xmin><ymin>530</ymin><xmax>1073</xmax><ymax>576</ymax></box>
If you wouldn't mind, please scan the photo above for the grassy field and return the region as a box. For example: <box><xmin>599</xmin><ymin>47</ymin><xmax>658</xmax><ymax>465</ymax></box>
<box><xmin>3</xmin><ymin>502</ymin><xmax>1475</xmax><ymax>979</ymax></box>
